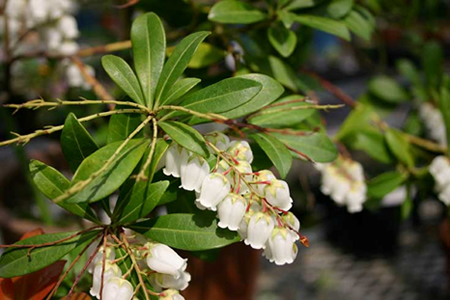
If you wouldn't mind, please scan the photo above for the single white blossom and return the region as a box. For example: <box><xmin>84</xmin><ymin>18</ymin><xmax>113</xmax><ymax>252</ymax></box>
<box><xmin>264</xmin><ymin>227</ymin><xmax>298</xmax><ymax>265</ymax></box>
<box><xmin>90</xmin><ymin>261</ymin><xmax>122</xmax><ymax>298</ymax></box>
<box><xmin>263</xmin><ymin>179</ymin><xmax>293</xmax><ymax>211</ymax></box>
<box><xmin>196</xmin><ymin>173</ymin><xmax>230</xmax><ymax>211</ymax></box>
<box><xmin>101</xmin><ymin>277</ymin><xmax>134</xmax><ymax>300</ymax></box>
<box><xmin>180</xmin><ymin>155</ymin><xmax>210</xmax><ymax>192</ymax></box>
<box><xmin>163</xmin><ymin>144</ymin><xmax>188</xmax><ymax>178</ymax></box>
<box><xmin>217</xmin><ymin>193</ymin><xmax>247</xmax><ymax>231</ymax></box>
<box><xmin>227</xmin><ymin>140</ymin><xmax>253</xmax><ymax>163</ymax></box>
<box><xmin>146</xmin><ymin>243</ymin><xmax>187</xmax><ymax>279</ymax></box>
<box><xmin>244</xmin><ymin>212</ymin><xmax>275</xmax><ymax>249</ymax></box>
<box><xmin>149</xmin><ymin>271</ymin><xmax>191</xmax><ymax>291</ymax></box>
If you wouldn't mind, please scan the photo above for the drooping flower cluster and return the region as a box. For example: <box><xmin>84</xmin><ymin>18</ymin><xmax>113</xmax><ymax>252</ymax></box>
<box><xmin>419</xmin><ymin>102</ymin><xmax>447</xmax><ymax>147</ymax></box>
<box><xmin>88</xmin><ymin>236</ymin><xmax>190</xmax><ymax>300</ymax></box>
<box><xmin>316</xmin><ymin>157</ymin><xmax>367</xmax><ymax>213</ymax></box>
<box><xmin>162</xmin><ymin>132</ymin><xmax>306</xmax><ymax>265</ymax></box>
<box><xmin>1</xmin><ymin>0</ymin><xmax>94</xmax><ymax>91</ymax></box>
<box><xmin>429</xmin><ymin>156</ymin><xmax>450</xmax><ymax>205</ymax></box>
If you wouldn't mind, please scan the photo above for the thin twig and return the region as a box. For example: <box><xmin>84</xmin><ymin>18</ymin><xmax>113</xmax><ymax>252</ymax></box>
<box><xmin>136</xmin><ymin>118</ymin><xmax>159</xmax><ymax>181</ymax></box>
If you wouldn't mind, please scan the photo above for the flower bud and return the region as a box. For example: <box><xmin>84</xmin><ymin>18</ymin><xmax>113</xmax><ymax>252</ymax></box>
<box><xmin>227</xmin><ymin>140</ymin><xmax>253</xmax><ymax>163</ymax></box>
<box><xmin>196</xmin><ymin>173</ymin><xmax>230</xmax><ymax>211</ymax></box>
<box><xmin>163</xmin><ymin>144</ymin><xmax>188</xmax><ymax>178</ymax></box>
<box><xmin>244</xmin><ymin>212</ymin><xmax>275</xmax><ymax>249</ymax></box>
<box><xmin>263</xmin><ymin>180</ymin><xmax>292</xmax><ymax>211</ymax></box>
<box><xmin>282</xmin><ymin>212</ymin><xmax>300</xmax><ymax>236</ymax></box>
<box><xmin>90</xmin><ymin>261</ymin><xmax>122</xmax><ymax>298</ymax></box>
<box><xmin>254</xmin><ymin>170</ymin><xmax>276</xmax><ymax>195</ymax></box>
<box><xmin>159</xmin><ymin>289</ymin><xmax>185</xmax><ymax>300</ymax></box>
<box><xmin>149</xmin><ymin>271</ymin><xmax>191</xmax><ymax>291</ymax></box>
<box><xmin>101</xmin><ymin>277</ymin><xmax>134</xmax><ymax>300</ymax></box>
<box><xmin>205</xmin><ymin>131</ymin><xmax>230</xmax><ymax>151</ymax></box>
<box><xmin>264</xmin><ymin>227</ymin><xmax>298</xmax><ymax>265</ymax></box>
<box><xmin>88</xmin><ymin>245</ymin><xmax>115</xmax><ymax>273</ymax></box>
<box><xmin>146</xmin><ymin>243</ymin><xmax>187</xmax><ymax>279</ymax></box>
<box><xmin>180</xmin><ymin>156</ymin><xmax>210</xmax><ymax>192</ymax></box>
<box><xmin>217</xmin><ymin>193</ymin><xmax>247</xmax><ymax>231</ymax></box>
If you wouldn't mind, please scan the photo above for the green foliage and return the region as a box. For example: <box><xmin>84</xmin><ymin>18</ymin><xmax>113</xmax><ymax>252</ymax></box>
<box><xmin>290</xmin><ymin>14</ymin><xmax>351</xmax><ymax>41</ymax></box>
<box><xmin>368</xmin><ymin>76</ymin><xmax>408</xmax><ymax>103</ymax></box>
<box><xmin>367</xmin><ymin>171</ymin><xmax>408</xmax><ymax>199</ymax></box>
<box><xmin>130</xmin><ymin>213</ymin><xmax>240</xmax><ymax>251</ymax></box>
<box><xmin>107</xmin><ymin>111</ymin><xmax>144</xmax><ymax>143</ymax></box>
<box><xmin>251</xmin><ymin>133</ymin><xmax>292</xmax><ymax>178</ymax></box>
<box><xmin>208</xmin><ymin>1</ymin><xmax>267</xmax><ymax>24</ymax></box>
<box><xmin>385</xmin><ymin>129</ymin><xmax>414</xmax><ymax>167</ymax></box>
<box><xmin>0</xmin><ymin>230</ymin><xmax>100</xmax><ymax>278</ymax></box>
<box><xmin>268</xmin><ymin>22</ymin><xmax>297</xmax><ymax>57</ymax></box>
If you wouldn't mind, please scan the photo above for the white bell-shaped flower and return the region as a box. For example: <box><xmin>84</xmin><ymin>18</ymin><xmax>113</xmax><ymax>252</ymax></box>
<box><xmin>254</xmin><ymin>170</ymin><xmax>276</xmax><ymax>195</ymax></box>
<box><xmin>163</xmin><ymin>144</ymin><xmax>188</xmax><ymax>178</ymax></box>
<box><xmin>159</xmin><ymin>289</ymin><xmax>185</xmax><ymax>300</ymax></box>
<box><xmin>264</xmin><ymin>228</ymin><xmax>298</xmax><ymax>265</ymax></box>
<box><xmin>282</xmin><ymin>212</ymin><xmax>300</xmax><ymax>241</ymax></box>
<box><xmin>88</xmin><ymin>245</ymin><xmax>116</xmax><ymax>273</ymax></box>
<box><xmin>263</xmin><ymin>180</ymin><xmax>292</xmax><ymax>211</ymax></box>
<box><xmin>244</xmin><ymin>212</ymin><xmax>275</xmax><ymax>249</ymax></box>
<box><xmin>90</xmin><ymin>261</ymin><xmax>122</xmax><ymax>298</ymax></box>
<box><xmin>205</xmin><ymin>131</ymin><xmax>230</xmax><ymax>151</ymax></box>
<box><xmin>217</xmin><ymin>193</ymin><xmax>247</xmax><ymax>231</ymax></box>
<box><xmin>149</xmin><ymin>271</ymin><xmax>191</xmax><ymax>291</ymax></box>
<box><xmin>227</xmin><ymin>140</ymin><xmax>253</xmax><ymax>163</ymax></box>
<box><xmin>146</xmin><ymin>243</ymin><xmax>187</xmax><ymax>279</ymax></box>
<box><xmin>101</xmin><ymin>277</ymin><xmax>134</xmax><ymax>300</ymax></box>
<box><xmin>58</xmin><ymin>15</ymin><xmax>79</xmax><ymax>39</ymax></box>
<box><xmin>196</xmin><ymin>173</ymin><xmax>230</xmax><ymax>211</ymax></box>
<box><xmin>180</xmin><ymin>155</ymin><xmax>210</xmax><ymax>192</ymax></box>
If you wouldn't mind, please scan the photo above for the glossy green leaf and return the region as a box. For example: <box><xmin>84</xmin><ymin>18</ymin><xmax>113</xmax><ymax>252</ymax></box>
<box><xmin>157</xmin><ymin>178</ymin><xmax>180</xmax><ymax>206</ymax></box>
<box><xmin>248</xmin><ymin>95</ymin><xmax>315</xmax><ymax>128</ymax></box>
<box><xmin>284</xmin><ymin>0</ymin><xmax>317</xmax><ymax>10</ymax></box>
<box><xmin>114</xmin><ymin>180</ymin><xmax>169</xmax><ymax>225</ymax></box>
<box><xmin>327</xmin><ymin>0</ymin><xmax>353</xmax><ymax>19</ymax></box>
<box><xmin>344</xmin><ymin>8</ymin><xmax>374</xmax><ymax>41</ymax></box>
<box><xmin>61</xmin><ymin>113</ymin><xmax>99</xmax><ymax>173</ymax></box>
<box><xmin>221</xmin><ymin>74</ymin><xmax>284</xmax><ymax>119</ymax></box>
<box><xmin>268</xmin><ymin>22</ymin><xmax>297</xmax><ymax>57</ymax></box>
<box><xmin>107</xmin><ymin>111</ymin><xmax>144</xmax><ymax>143</ymax></box>
<box><xmin>208</xmin><ymin>1</ymin><xmax>266</xmax><ymax>24</ymax></box>
<box><xmin>129</xmin><ymin>213</ymin><xmax>240</xmax><ymax>251</ymax></box>
<box><xmin>368</xmin><ymin>76</ymin><xmax>407</xmax><ymax>103</ymax></box>
<box><xmin>163</xmin><ymin>78</ymin><xmax>201</xmax><ymax>105</ymax></box>
<box><xmin>350</xmin><ymin>129</ymin><xmax>394</xmax><ymax>164</ymax></box>
<box><xmin>273</xmin><ymin>132</ymin><xmax>338</xmax><ymax>163</ymax></box>
<box><xmin>180</xmin><ymin>77</ymin><xmax>262</xmax><ymax>114</ymax></box>
<box><xmin>0</xmin><ymin>230</ymin><xmax>100</xmax><ymax>278</ymax></box>
<box><xmin>102</xmin><ymin>55</ymin><xmax>145</xmax><ymax>105</ymax></box>
<box><xmin>158</xmin><ymin>121</ymin><xmax>209</xmax><ymax>158</ymax></box>
<box><xmin>278</xmin><ymin>9</ymin><xmax>295</xmax><ymax>28</ymax></box>
<box><xmin>66</xmin><ymin>139</ymin><xmax>149</xmax><ymax>204</ymax></box>
<box><xmin>131</xmin><ymin>12</ymin><xmax>166</xmax><ymax>106</ymax></box>
<box><xmin>155</xmin><ymin>31</ymin><xmax>210</xmax><ymax>106</ymax></box>
<box><xmin>268</xmin><ymin>55</ymin><xmax>308</xmax><ymax>92</ymax></box>
<box><xmin>292</xmin><ymin>14</ymin><xmax>351</xmax><ymax>41</ymax></box>
<box><xmin>367</xmin><ymin>171</ymin><xmax>408</xmax><ymax>199</ymax></box>
<box><xmin>187</xmin><ymin>43</ymin><xmax>226</xmax><ymax>69</ymax></box>
<box><xmin>385</xmin><ymin>129</ymin><xmax>414</xmax><ymax>167</ymax></box>
<box><xmin>29</xmin><ymin>160</ymin><xmax>99</xmax><ymax>222</ymax></box>
<box><xmin>251</xmin><ymin>133</ymin><xmax>292</xmax><ymax>178</ymax></box>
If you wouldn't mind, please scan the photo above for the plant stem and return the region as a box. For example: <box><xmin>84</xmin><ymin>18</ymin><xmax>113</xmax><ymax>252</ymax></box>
<box><xmin>136</xmin><ymin>118</ymin><xmax>159</xmax><ymax>181</ymax></box>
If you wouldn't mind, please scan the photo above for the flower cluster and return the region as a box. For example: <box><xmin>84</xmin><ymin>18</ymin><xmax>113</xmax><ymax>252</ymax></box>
<box><xmin>419</xmin><ymin>102</ymin><xmax>447</xmax><ymax>147</ymax></box>
<box><xmin>316</xmin><ymin>157</ymin><xmax>367</xmax><ymax>213</ymax></box>
<box><xmin>88</xmin><ymin>237</ymin><xmax>190</xmax><ymax>300</ymax></box>
<box><xmin>429</xmin><ymin>156</ymin><xmax>450</xmax><ymax>205</ymax></box>
<box><xmin>162</xmin><ymin>132</ymin><xmax>306</xmax><ymax>265</ymax></box>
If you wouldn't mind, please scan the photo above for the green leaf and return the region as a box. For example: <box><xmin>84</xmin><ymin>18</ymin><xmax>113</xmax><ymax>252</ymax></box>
<box><xmin>268</xmin><ymin>55</ymin><xmax>308</xmax><ymax>92</ymax></box>
<box><xmin>158</xmin><ymin>121</ymin><xmax>209</xmax><ymax>158</ymax></box>
<box><xmin>180</xmin><ymin>77</ymin><xmax>262</xmax><ymax>114</ymax></box>
<box><xmin>368</xmin><ymin>76</ymin><xmax>407</xmax><ymax>103</ymax></box>
<box><xmin>29</xmin><ymin>160</ymin><xmax>99</xmax><ymax>222</ymax></box>
<box><xmin>61</xmin><ymin>113</ymin><xmax>99</xmax><ymax>173</ymax></box>
<box><xmin>284</xmin><ymin>0</ymin><xmax>317</xmax><ymax>10</ymax></box>
<box><xmin>439</xmin><ymin>84</ymin><xmax>450</xmax><ymax>152</ymax></box>
<box><xmin>327</xmin><ymin>0</ymin><xmax>353</xmax><ymax>19</ymax></box>
<box><xmin>422</xmin><ymin>41</ymin><xmax>443</xmax><ymax>89</ymax></box>
<box><xmin>396</xmin><ymin>59</ymin><xmax>421</xmax><ymax>86</ymax></box>
<box><xmin>163</xmin><ymin>78</ymin><xmax>201</xmax><ymax>105</ymax></box>
<box><xmin>268</xmin><ymin>22</ymin><xmax>297</xmax><ymax>57</ymax></box>
<box><xmin>114</xmin><ymin>180</ymin><xmax>169</xmax><ymax>225</ymax></box>
<box><xmin>155</xmin><ymin>31</ymin><xmax>210</xmax><ymax>106</ymax></box>
<box><xmin>0</xmin><ymin>230</ymin><xmax>100</xmax><ymax>278</ymax></box>
<box><xmin>335</xmin><ymin>105</ymin><xmax>373</xmax><ymax>140</ymax></box>
<box><xmin>129</xmin><ymin>213</ymin><xmax>240</xmax><ymax>251</ymax></box>
<box><xmin>272</xmin><ymin>132</ymin><xmax>338</xmax><ymax>162</ymax></box>
<box><xmin>291</xmin><ymin>14</ymin><xmax>351</xmax><ymax>41</ymax></box>
<box><xmin>66</xmin><ymin>139</ymin><xmax>149</xmax><ymax>204</ymax></box>
<box><xmin>385</xmin><ymin>129</ymin><xmax>414</xmax><ymax>167</ymax></box>
<box><xmin>248</xmin><ymin>95</ymin><xmax>315</xmax><ymax>128</ymax></box>
<box><xmin>208</xmin><ymin>0</ymin><xmax>266</xmax><ymax>24</ymax></box>
<box><xmin>221</xmin><ymin>74</ymin><xmax>284</xmax><ymax>119</ymax></box>
<box><xmin>131</xmin><ymin>12</ymin><xmax>166</xmax><ymax>107</ymax></box>
<box><xmin>251</xmin><ymin>133</ymin><xmax>292</xmax><ymax>178</ymax></box>
<box><xmin>350</xmin><ymin>128</ymin><xmax>394</xmax><ymax>164</ymax></box>
<box><xmin>107</xmin><ymin>111</ymin><xmax>144</xmax><ymax>143</ymax></box>
<box><xmin>102</xmin><ymin>55</ymin><xmax>145</xmax><ymax>105</ymax></box>
<box><xmin>367</xmin><ymin>171</ymin><xmax>408</xmax><ymax>199</ymax></box>
<box><xmin>278</xmin><ymin>9</ymin><xmax>295</xmax><ymax>28</ymax></box>
<box><xmin>343</xmin><ymin>8</ymin><xmax>374</xmax><ymax>41</ymax></box>
<box><xmin>186</xmin><ymin>43</ymin><xmax>226</xmax><ymax>69</ymax></box>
